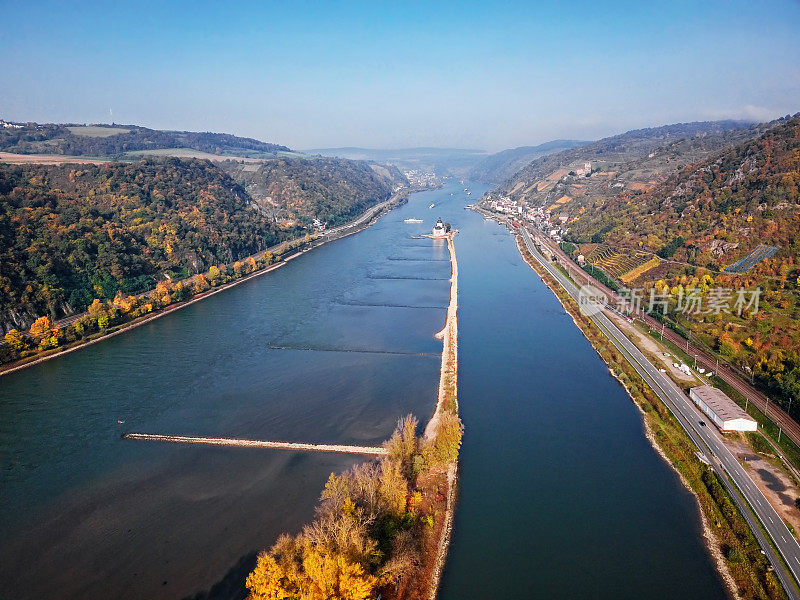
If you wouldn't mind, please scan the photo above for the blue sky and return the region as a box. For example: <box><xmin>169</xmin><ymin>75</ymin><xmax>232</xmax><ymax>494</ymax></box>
<box><xmin>2</xmin><ymin>0</ymin><xmax>799</xmax><ymax>151</ymax></box>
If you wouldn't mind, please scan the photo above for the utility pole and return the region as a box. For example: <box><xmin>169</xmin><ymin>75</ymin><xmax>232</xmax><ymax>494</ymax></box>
<box><xmin>693</xmin><ymin>354</ymin><xmax>697</xmax><ymax>370</ymax></box>
<box><xmin>778</xmin><ymin>426</ymin><xmax>782</xmax><ymax>444</ymax></box>
<box><xmin>660</xmin><ymin>322</ymin><xmax>665</xmax><ymax>341</ymax></box>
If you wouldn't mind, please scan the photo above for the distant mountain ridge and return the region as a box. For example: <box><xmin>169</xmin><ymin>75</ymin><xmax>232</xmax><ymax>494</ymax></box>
<box><xmin>0</xmin><ymin>120</ymin><xmax>291</xmax><ymax>158</ymax></box>
<box><xmin>305</xmin><ymin>147</ymin><xmax>487</xmax><ymax>178</ymax></box>
<box><xmin>467</xmin><ymin>139</ymin><xmax>590</xmax><ymax>184</ymax></box>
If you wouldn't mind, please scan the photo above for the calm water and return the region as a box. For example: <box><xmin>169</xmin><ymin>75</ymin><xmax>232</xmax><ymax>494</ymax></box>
<box><xmin>0</xmin><ymin>181</ymin><xmax>726</xmax><ymax>599</ymax></box>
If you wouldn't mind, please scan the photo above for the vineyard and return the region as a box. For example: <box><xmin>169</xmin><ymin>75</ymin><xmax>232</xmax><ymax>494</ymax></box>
<box><xmin>581</xmin><ymin>244</ymin><xmax>661</xmax><ymax>283</ymax></box>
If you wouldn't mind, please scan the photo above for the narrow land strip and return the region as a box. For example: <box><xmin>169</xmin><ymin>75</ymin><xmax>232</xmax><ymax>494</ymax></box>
<box><xmin>424</xmin><ymin>232</ymin><xmax>459</xmax><ymax>600</ymax></box>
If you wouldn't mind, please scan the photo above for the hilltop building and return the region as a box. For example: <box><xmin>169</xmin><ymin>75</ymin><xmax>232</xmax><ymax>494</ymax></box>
<box><xmin>689</xmin><ymin>385</ymin><xmax>757</xmax><ymax>432</ymax></box>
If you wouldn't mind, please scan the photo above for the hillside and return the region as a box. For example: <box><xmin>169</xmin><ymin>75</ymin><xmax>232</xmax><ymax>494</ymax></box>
<box><xmin>488</xmin><ymin>120</ymin><xmax>763</xmax><ymax>212</ymax></box>
<box><xmin>566</xmin><ymin>115</ymin><xmax>800</xmax><ymax>259</ymax></box>
<box><xmin>0</xmin><ymin>155</ymin><xmax>404</xmax><ymax>334</ymax></box>
<box><xmin>223</xmin><ymin>157</ymin><xmax>406</xmax><ymax>227</ymax></box>
<box><xmin>563</xmin><ymin>115</ymin><xmax>800</xmax><ymax>409</ymax></box>
<box><xmin>0</xmin><ymin>120</ymin><xmax>290</xmax><ymax>159</ymax></box>
<box><xmin>467</xmin><ymin>139</ymin><xmax>589</xmax><ymax>184</ymax></box>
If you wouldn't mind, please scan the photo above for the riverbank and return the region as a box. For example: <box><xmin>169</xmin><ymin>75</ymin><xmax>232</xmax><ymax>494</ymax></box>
<box><xmin>0</xmin><ymin>192</ymin><xmax>407</xmax><ymax>378</ymax></box>
<box><xmin>511</xmin><ymin>231</ymin><xmax>785</xmax><ymax>600</ymax></box>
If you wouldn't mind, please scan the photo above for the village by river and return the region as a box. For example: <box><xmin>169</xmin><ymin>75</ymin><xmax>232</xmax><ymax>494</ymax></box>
<box><xmin>0</xmin><ymin>181</ymin><xmax>727</xmax><ymax>599</ymax></box>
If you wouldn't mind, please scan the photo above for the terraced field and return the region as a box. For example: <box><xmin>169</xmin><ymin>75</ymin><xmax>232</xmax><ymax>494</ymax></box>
<box><xmin>581</xmin><ymin>244</ymin><xmax>661</xmax><ymax>282</ymax></box>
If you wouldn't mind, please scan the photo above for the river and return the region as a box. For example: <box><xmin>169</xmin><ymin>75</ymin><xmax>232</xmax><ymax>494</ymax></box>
<box><xmin>0</xmin><ymin>181</ymin><xmax>726</xmax><ymax>599</ymax></box>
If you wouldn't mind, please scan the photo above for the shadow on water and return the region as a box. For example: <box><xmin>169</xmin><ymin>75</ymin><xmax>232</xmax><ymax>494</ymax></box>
<box><xmin>183</xmin><ymin>552</ymin><xmax>256</xmax><ymax>600</ymax></box>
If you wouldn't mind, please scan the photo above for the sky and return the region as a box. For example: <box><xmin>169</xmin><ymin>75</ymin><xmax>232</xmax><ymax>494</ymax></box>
<box><xmin>2</xmin><ymin>0</ymin><xmax>799</xmax><ymax>151</ymax></box>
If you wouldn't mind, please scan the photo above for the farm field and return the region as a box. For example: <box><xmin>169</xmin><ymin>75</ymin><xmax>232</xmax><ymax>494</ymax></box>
<box><xmin>124</xmin><ymin>148</ymin><xmax>267</xmax><ymax>162</ymax></box>
<box><xmin>124</xmin><ymin>148</ymin><xmax>306</xmax><ymax>162</ymax></box>
<box><xmin>66</xmin><ymin>126</ymin><xmax>131</xmax><ymax>137</ymax></box>
<box><xmin>0</xmin><ymin>152</ymin><xmax>110</xmax><ymax>165</ymax></box>
<box><xmin>580</xmin><ymin>244</ymin><xmax>661</xmax><ymax>282</ymax></box>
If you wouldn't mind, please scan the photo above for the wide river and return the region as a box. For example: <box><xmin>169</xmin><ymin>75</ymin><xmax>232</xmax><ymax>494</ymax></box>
<box><xmin>0</xmin><ymin>181</ymin><xmax>726</xmax><ymax>599</ymax></box>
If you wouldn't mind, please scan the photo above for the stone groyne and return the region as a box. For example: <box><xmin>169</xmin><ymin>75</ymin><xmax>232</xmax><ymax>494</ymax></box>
<box><xmin>122</xmin><ymin>433</ymin><xmax>387</xmax><ymax>456</ymax></box>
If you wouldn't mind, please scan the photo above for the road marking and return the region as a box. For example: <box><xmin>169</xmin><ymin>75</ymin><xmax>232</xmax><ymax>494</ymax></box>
<box><xmin>769</xmin><ymin>516</ymin><xmax>774</xmax><ymax>523</ymax></box>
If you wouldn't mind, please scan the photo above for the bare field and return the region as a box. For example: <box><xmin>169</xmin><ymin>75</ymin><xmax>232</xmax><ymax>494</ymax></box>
<box><xmin>66</xmin><ymin>126</ymin><xmax>131</xmax><ymax>137</ymax></box>
<box><xmin>124</xmin><ymin>148</ymin><xmax>268</xmax><ymax>162</ymax></box>
<box><xmin>0</xmin><ymin>152</ymin><xmax>110</xmax><ymax>165</ymax></box>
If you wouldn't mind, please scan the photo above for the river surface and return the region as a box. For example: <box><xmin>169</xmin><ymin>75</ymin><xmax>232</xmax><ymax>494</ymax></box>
<box><xmin>0</xmin><ymin>181</ymin><xmax>726</xmax><ymax>599</ymax></box>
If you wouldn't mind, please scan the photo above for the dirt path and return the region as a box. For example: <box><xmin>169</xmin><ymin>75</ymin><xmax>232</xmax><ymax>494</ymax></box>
<box><xmin>727</xmin><ymin>437</ymin><xmax>800</xmax><ymax>536</ymax></box>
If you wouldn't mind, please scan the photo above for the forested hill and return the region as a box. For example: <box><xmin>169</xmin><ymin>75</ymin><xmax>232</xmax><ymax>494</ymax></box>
<box><xmin>223</xmin><ymin>158</ymin><xmax>406</xmax><ymax>226</ymax></box>
<box><xmin>0</xmin><ymin>156</ymin><xmax>404</xmax><ymax>333</ymax></box>
<box><xmin>566</xmin><ymin>114</ymin><xmax>800</xmax><ymax>264</ymax></box>
<box><xmin>467</xmin><ymin>139</ymin><xmax>589</xmax><ymax>184</ymax></box>
<box><xmin>563</xmin><ymin>114</ymin><xmax>800</xmax><ymax>406</ymax></box>
<box><xmin>0</xmin><ymin>121</ymin><xmax>290</xmax><ymax>158</ymax></box>
<box><xmin>495</xmin><ymin>120</ymin><xmax>762</xmax><ymax>201</ymax></box>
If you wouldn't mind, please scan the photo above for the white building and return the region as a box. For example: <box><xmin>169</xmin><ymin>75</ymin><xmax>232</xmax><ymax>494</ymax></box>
<box><xmin>689</xmin><ymin>385</ymin><xmax>757</xmax><ymax>432</ymax></box>
<box><xmin>432</xmin><ymin>217</ymin><xmax>447</xmax><ymax>238</ymax></box>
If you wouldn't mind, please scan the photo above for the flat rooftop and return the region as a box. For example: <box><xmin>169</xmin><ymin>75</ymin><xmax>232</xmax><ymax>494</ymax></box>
<box><xmin>690</xmin><ymin>385</ymin><xmax>755</xmax><ymax>423</ymax></box>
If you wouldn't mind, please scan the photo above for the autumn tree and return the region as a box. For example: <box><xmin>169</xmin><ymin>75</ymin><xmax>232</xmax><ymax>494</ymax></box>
<box><xmin>385</xmin><ymin>414</ymin><xmax>421</xmax><ymax>479</ymax></box>
<box><xmin>430</xmin><ymin>411</ymin><xmax>464</xmax><ymax>464</ymax></box>
<box><xmin>192</xmin><ymin>273</ymin><xmax>210</xmax><ymax>294</ymax></box>
<box><xmin>87</xmin><ymin>299</ymin><xmax>105</xmax><ymax>319</ymax></box>
<box><xmin>29</xmin><ymin>316</ymin><xmax>52</xmax><ymax>340</ymax></box>
<box><xmin>4</xmin><ymin>328</ymin><xmax>25</xmax><ymax>350</ymax></box>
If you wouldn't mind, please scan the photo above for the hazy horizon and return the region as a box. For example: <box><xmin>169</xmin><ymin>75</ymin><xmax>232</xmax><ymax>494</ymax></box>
<box><xmin>2</xmin><ymin>0</ymin><xmax>799</xmax><ymax>152</ymax></box>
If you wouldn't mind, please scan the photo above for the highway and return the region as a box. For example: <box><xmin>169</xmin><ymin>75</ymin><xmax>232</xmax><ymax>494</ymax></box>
<box><xmin>519</xmin><ymin>226</ymin><xmax>800</xmax><ymax>599</ymax></box>
<box><xmin>538</xmin><ymin>229</ymin><xmax>800</xmax><ymax>462</ymax></box>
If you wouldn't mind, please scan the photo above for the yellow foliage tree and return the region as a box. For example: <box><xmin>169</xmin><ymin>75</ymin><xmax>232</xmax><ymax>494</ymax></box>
<box><xmin>208</xmin><ymin>265</ymin><xmax>222</xmax><ymax>284</ymax></box>
<box><xmin>113</xmin><ymin>290</ymin><xmax>136</xmax><ymax>314</ymax></box>
<box><xmin>29</xmin><ymin>316</ymin><xmax>52</xmax><ymax>340</ymax></box>
<box><xmin>246</xmin><ymin>552</ymin><xmax>297</xmax><ymax>600</ymax></box>
<box><xmin>247</xmin><ymin>542</ymin><xmax>376</xmax><ymax>600</ymax></box>
<box><xmin>4</xmin><ymin>328</ymin><xmax>25</xmax><ymax>350</ymax></box>
<box><xmin>87</xmin><ymin>298</ymin><xmax>105</xmax><ymax>319</ymax></box>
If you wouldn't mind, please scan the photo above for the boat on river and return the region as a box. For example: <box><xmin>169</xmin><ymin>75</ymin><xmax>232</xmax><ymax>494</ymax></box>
<box><xmin>404</xmin><ymin>218</ymin><xmax>423</xmax><ymax>223</ymax></box>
